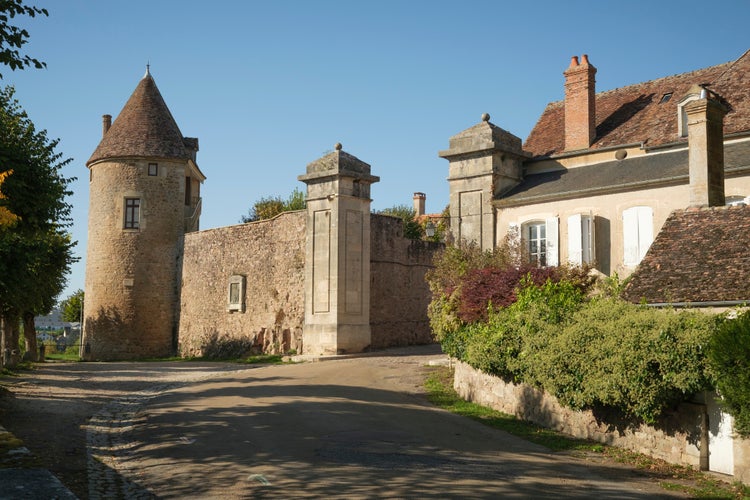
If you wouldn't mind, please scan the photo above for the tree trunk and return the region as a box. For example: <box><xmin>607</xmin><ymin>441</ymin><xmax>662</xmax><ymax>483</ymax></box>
<box><xmin>22</xmin><ymin>311</ymin><xmax>38</xmax><ymax>362</ymax></box>
<box><xmin>1</xmin><ymin>311</ymin><xmax>21</xmax><ymax>368</ymax></box>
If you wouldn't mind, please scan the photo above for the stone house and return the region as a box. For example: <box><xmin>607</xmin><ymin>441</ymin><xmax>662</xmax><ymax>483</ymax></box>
<box><xmin>82</xmin><ymin>69</ymin><xmax>438</xmax><ymax>362</ymax></box>
<box><xmin>440</xmin><ymin>49</ymin><xmax>750</xmax><ymax>480</ymax></box>
<box><xmin>440</xmin><ymin>50</ymin><xmax>750</xmax><ymax>277</ymax></box>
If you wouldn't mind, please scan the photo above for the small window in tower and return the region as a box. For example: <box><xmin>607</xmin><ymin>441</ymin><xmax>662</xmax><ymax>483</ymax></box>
<box><xmin>148</xmin><ymin>163</ymin><xmax>158</xmax><ymax>176</ymax></box>
<box><xmin>124</xmin><ymin>197</ymin><xmax>140</xmax><ymax>229</ymax></box>
<box><xmin>660</xmin><ymin>93</ymin><xmax>673</xmax><ymax>104</ymax></box>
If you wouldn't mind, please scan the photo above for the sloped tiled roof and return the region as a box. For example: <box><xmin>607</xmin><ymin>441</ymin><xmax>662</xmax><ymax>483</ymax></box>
<box><xmin>524</xmin><ymin>50</ymin><xmax>750</xmax><ymax>158</ymax></box>
<box><xmin>622</xmin><ymin>205</ymin><xmax>750</xmax><ymax>304</ymax></box>
<box><xmin>497</xmin><ymin>141</ymin><xmax>750</xmax><ymax>206</ymax></box>
<box><xmin>87</xmin><ymin>71</ymin><xmax>189</xmax><ymax>166</ymax></box>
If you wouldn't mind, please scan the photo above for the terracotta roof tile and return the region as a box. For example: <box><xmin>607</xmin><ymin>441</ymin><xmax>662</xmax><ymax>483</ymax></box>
<box><xmin>523</xmin><ymin>51</ymin><xmax>750</xmax><ymax>158</ymax></box>
<box><xmin>87</xmin><ymin>73</ymin><xmax>189</xmax><ymax>166</ymax></box>
<box><xmin>622</xmin><ymin>205</ymin><xmax>750</xmax><ymax>304</ymax></box>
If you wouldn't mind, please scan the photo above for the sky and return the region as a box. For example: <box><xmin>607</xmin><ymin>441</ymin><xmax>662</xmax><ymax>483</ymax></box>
<box><xmin>3</xmin><ymin>0</ymin><xmax>750</xmax><ymax>302</ymax></box>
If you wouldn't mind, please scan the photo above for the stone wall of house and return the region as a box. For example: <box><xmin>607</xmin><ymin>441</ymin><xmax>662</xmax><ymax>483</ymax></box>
<box><xmin>178</xmin><ymin>211</ymin><xmax>306</xmax><ymax>357</ymax></box>
<box><xmin>735</xmin><ymin>438</ymin><xmax>750</xmax><ymax>484</ymax></box>
<box><xmin>369</xmin><ymin>214</ymin><xmax>441</xmax><ymax>349</ymax></box>
<box><xmin>453</xmin><ymin>360</ymin><xmax>709</xmax><ymax>469</ymax></box>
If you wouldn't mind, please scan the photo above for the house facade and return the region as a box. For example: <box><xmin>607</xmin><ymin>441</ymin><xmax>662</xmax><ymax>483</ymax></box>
<box><xmin>441</xmin><ymin>50</ymin><xmax>750</xmax><ymax>277</ymax></box>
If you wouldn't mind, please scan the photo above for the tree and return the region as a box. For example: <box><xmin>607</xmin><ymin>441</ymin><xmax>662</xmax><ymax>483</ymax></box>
<box><xmin>377</xmin><ymin>204</ymin><xmax>424</xmax><ymax>240</ymax></box>
<box><xmin>240</xmin><ymin>187</ymin><xmax>306</xmax><ymax>223</ymax></box>
<box><xmin>0</xmin><ymin>1</ymin><xmax>48</xmax><ymax>79</ymax></box>
<box><xmin>0</xmin><ymin>85</ymin><xmax>74</xmax><ymax>367</ymax></box>
<box><xmin>0</xmin><ymin>169</ymin><xmax>18</xmax><ymax>226</ymax></box>
<box><xmin>60</xmin><ymin>288</ymin><xmax>83</xmax><ymax>323</ymax></box>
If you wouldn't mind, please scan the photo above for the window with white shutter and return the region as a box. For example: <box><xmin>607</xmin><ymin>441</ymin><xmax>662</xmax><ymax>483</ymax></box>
<box><xmin>567</xmin><ymin>213</ymin><xmax>595</xmax><ymax>265</ymax></box>
<box><xmin>521</xmin><ymin>218</ymin><xmax>559</xmax><ymax>267</ymax></box>
<box><xmin>545</xmin><ymin>217</ymin><xmax>559</xmax><ymax>266</ymax></box>
<box><xmin>622</xmin><ymin>206</ymin><xmax>653</xmax><ymax>266</ymax></box>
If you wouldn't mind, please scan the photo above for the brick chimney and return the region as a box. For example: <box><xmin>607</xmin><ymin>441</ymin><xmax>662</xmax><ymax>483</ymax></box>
<box><xmin>686</xmin><ymin>88</ymin><xmax>727</xmax><ymax>207</ymax></box>
<box><xmin>564</xmin><ymin>54</ymin><xmax>597</xmax><ymax>151</ymax></box>
<box><xmin>413</xmin><ymin>192</ymin><xmax>426</xmax><ymax>217</ymax></box>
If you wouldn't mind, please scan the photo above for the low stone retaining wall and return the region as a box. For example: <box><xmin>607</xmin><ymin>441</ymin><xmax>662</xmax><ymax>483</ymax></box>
<box><xmin>453</xmin><ymin>360</ymin><xmax>707</xmax><ymax>469</ymax></box>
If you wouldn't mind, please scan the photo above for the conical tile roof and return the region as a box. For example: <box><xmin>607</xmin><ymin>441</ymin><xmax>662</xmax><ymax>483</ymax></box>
<box><xmin>87</xmin><ymin>70</ymin><xmax>189</xmax><ymax>166</ymax></box>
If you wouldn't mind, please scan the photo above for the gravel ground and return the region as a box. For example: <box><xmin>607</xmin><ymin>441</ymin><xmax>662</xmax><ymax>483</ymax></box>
<box><xmin>0</xmin><ymin>346</ymin><xmax>713</xmax><ymax>498</ymax></box>
<box><xmin>0</xmin><ymin>360</ymin><xmax>252</xmax><ymax>499</ymax></box>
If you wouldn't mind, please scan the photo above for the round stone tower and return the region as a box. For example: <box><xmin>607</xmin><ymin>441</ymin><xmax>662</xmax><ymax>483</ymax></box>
<box><xmin>83</xmin><ymin>68</ymin><xmax>205</xmax><ymax>360</ymax></box>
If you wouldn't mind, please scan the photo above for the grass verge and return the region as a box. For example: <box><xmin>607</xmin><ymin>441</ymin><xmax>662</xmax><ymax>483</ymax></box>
<box><xmin>424</xmin><ymin>364</ymin><xmax>750</xmax><ymax>500</ymax></box>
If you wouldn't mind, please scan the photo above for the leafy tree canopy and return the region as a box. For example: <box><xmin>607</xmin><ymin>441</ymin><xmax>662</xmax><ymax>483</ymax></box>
<box><xmin>60</xmin><ymin>288</ymin><xmax>83</xmax><ymax>323</ymax></box>
<box><xmin>0</xmin><ymin>1</ymin><xmax>48</xmax><ymax>79</ymax></box>
<box><xmin>0</xmin><ymin>169</ymin><xmax>18</xmax><ymax>226</ymax></box>
<box><xmin>241</xmin><ymin>187</ymin><xmax>305</xmax><ymax>223</ymax></box>
<box><xmin>377</xmin><ymin>204</ymin><xmax>424</xmax><ymax>240</ymax></box>
<box><xmin>0</xmin><ymin>85</ymin><xmax>75</xmax><ymax>315</ymax></box>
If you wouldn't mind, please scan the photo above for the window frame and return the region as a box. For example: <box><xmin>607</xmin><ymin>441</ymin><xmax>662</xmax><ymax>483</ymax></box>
<box><xmin>123</xmin><ymin>197</ymin><xmax>140</xmax><ymax>230</ymax></box>
<box><xmin>148</xmin><ymin>163</ymin><xmax>158</xmax><ymax>176</ymax></box>
<box><xmin>227</xmin><ymin>275</ymin><xmax>246</xmax><ymax>313</ymax></box>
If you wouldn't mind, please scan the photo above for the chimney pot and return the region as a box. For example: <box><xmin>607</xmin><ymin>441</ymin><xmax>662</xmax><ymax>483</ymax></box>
<box><xmin>581</xmin><ymin>54</ymin><xmax>590</xmax><ymax>65</ymax></box>
<box><xmin>568</xmin><ymin>56</ymin><xmax>579</xmax><ymax>68</ymax></box>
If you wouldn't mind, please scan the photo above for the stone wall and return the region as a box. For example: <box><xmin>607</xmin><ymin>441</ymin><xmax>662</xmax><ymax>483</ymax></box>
<box><xmin>453</xmin><ymin>360</ymin><xmax>708</xmax><ymax>469</ymax></box>
<box><xmin>178</xmin><ymin>211</ymin><xmax>441</xmax><ymax>357</ymax></box>
<box><xmin>178</xmin><ymin>211</ymin><xmax>306</xmax><ymax>357</ymax></box>
<box><xmin>369</xmin><ymin>214</ymin><xmax>441</xmax><ymax>348</ymax></box>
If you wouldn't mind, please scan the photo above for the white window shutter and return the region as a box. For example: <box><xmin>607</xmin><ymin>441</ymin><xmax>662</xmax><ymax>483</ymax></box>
<box><xmin>637</xmin><ymin>207</ymin><xmax>653</xmax><ymax>262</ymax></box>
<box><xmin>622</xmin><ymin>207</ymin><xmax>639</xmax><ymax>266</ymax></box>
<box><xmin>582</xmin><ymin>213</ymin><xmax>595</xmax><ymax>264</ymax></box>
<box><xmin>545</xmin><ymin>217</ymin><xmax>559</xmax><ymax>267</ymax></box>
<box><xmin>567</xmin><ymin>213</ymin><xmax>583</xmax><ymax>265</ymax></box>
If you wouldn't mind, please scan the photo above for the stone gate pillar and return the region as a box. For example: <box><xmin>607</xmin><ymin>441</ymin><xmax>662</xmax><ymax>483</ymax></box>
<box><xmin>298</xmin><ymin>143</ymin><xmax>380</xmax><ymax>355</ymax></box>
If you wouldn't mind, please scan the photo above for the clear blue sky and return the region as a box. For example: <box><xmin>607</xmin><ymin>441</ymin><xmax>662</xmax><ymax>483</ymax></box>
<box><xmin>4</xmin><ymin>0</ymin><xmax>749</xmax><ymax>302</ymax></box>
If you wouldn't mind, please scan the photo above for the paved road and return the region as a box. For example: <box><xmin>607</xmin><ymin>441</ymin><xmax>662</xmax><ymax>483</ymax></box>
<box><xmin>77</xmin><ymin>345</ymin><xmax>685</xmax><ymax>499</ymax></box>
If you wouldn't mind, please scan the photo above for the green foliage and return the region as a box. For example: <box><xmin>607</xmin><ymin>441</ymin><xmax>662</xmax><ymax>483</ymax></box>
<box><xmin>0</xmin><ymin>86</ymin><xmax>75</xmax><ymax>367</ymax></box>
<box><xmin>240</xmin><ymin>187</ymin><xmax>306</xmax><ymax>223</ymax></box>
<box><xmin>706</xmin><ymin>311</ymin><xmax>750</xmax><ymax>437</ymax></box>
<box><xmin>0</xmin><ymin>1</ymin><xmax>48</xmax><ymax>79</ymax></box>
<box><xmin>378</xmin><ymin>204</ymin><xmax>424</xmax><ymax>239</ymax></box>
<box><xmin>534</xmin><ymin>299</ymin><xmax>715</xmax><ymax>422</ymax></box>
<box><xmin>59</xmin><ymin>288</ymin><xmax>83</xmax><ymax>322</ymax></box>
<box><xmin>427</xmin><ymin>243</ymin><xmax>719</xmax><ymax>423</ymax></box>
<box><xmin>0</xmin><ymin>86</ymin><xmax>75</xmax><ymax>310</ymax></box>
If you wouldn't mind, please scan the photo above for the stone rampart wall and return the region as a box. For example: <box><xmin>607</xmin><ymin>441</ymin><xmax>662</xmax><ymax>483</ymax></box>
<box><xmin>453</xmin><ymin>360</ymin><xmax>708</xmax><ymax>469</ymax></box>
<box><xmin>369</xmin><ymin>214</ymin><xmax>441</xmax><ymax>348</ymax></box>
<box><xmin>178</xmin><ymin>212</ymin><xmax>441</xmax><ymax>357</ymax></box>
<box><xmin>178</xmin><ymin>211</ymin><xmax>306</xmax><ymax>357</ymax></box>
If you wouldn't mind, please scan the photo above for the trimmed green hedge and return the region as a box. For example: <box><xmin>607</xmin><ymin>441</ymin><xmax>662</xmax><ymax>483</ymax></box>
<box><xmin>707</xmin><ymin>311</ymin><xmax>750</xmax><ymax>437</ymax></box>
<box><xmin>435</xmin><ymin>278</ymin><xmax>718</xmax><ymax>423</ymax></box>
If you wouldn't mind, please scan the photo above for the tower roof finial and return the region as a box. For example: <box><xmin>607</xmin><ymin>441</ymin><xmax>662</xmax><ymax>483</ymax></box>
<box><xmin>144</xmin><ymin>62</ymin><xmax>150</xmax><ymax>78</ymax></box>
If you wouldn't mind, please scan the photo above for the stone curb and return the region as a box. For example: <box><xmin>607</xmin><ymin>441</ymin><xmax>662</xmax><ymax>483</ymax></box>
<box><xmin>0</xmin><ymin>423</ymin><xmax>79</xmax><ymax>499</ymax></box>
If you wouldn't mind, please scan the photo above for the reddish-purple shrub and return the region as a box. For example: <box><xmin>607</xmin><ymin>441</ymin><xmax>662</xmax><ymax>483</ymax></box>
<box><xmin>457</xmin><ymin>265</ymin><xmax>563</xmax><ymax>323</ymax></box>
